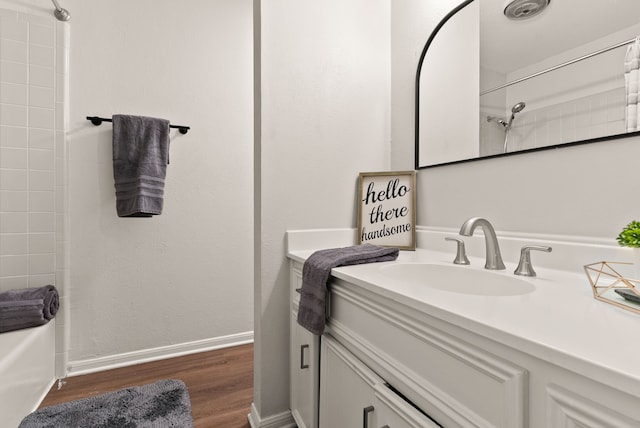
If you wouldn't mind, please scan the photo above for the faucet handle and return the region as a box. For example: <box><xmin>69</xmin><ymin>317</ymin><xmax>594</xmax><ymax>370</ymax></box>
<box><xmin>445</xmin><ymin>237</ymin><xmax>470</xmax><ymax>265</ymax></box>
<box><xmin>514</xmin><ymin>245</ymin><xmax>552</xmax><ymax>277</ymax></box>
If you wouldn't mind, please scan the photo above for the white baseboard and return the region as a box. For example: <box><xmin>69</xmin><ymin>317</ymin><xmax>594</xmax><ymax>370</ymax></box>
<box><xmin>248</xmin><ymin>403</ymin><xmax>296</xmax><ymax>428</ymax></box>
<box><xmin>66</xmin><ymin>331</ymin><xmax>254</xmax><ymax>377</ymax></box>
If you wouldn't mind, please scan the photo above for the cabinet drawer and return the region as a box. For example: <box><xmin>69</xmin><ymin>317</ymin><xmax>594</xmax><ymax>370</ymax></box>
<box><xmin>374</xmin><ymin>383</ymin><xmax>440</xmax><ymax>428</ymax></box>
<box><xmin>328</xmin><ymin>282</ymin><xmax>527</xmax><ymax>428</ymax></box>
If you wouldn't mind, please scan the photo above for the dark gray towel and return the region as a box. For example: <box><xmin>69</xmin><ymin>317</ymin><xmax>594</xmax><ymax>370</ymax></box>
<box><xmin>297</xmin><ymin>244</ymin><xmax>399</xmax><ymax>335</ymax></box>
<box><xmin>0</xmin><ymin>285</ymin><xmax>59</xmax><ymax>333</ymax></box>
<box><xmin>112</xmin><ymin>115</ymin><xmax>170</xmax><ymax>217</ymax></box>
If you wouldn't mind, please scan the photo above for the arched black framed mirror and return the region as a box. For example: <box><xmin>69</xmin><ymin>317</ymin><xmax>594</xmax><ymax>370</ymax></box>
<box><xmin>416</xmin><ymin>0</ymin><xmax>640</xmax><ymax>169</ymax></box>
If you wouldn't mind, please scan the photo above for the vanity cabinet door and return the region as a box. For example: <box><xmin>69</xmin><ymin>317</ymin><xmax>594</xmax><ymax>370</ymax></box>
<box><xmin>290</xmin><ymin>261</ymin><xmax>319</xmax><ymax>428</ymax></box>
<box><xmin>290</xmin><ymin>306</ymin><xmax>319</xmax><ymax>428</ymax></box>
<box><xmin>319</xmin><ymin>335</ymin><xmax>382</xmax><ymax>428</ymax></box>
<box><xmin>320</xmin><ymin>334</ymin><xmax>440</xmax><ymax>428</ymax></box>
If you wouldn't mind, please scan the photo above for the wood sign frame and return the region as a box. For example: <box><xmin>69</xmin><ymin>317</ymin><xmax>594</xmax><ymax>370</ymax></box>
<box><xmin>357</xmin><ymin>171</ymin><xmax>416</xmax><ymax>250</ymax></box>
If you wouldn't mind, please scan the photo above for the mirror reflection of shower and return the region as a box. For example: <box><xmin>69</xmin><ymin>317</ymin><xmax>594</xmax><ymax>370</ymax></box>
<box><xmin>486</xmin><ymin>101</ymin><xmax>526</xmax><ymax>153</ymax></box>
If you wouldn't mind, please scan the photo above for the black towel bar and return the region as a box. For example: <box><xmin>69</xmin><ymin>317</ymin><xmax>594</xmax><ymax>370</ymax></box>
<box><xmin>86</xmin><ymin>116</ymin><xmax>190</xmax><ymax>134</ymax></box>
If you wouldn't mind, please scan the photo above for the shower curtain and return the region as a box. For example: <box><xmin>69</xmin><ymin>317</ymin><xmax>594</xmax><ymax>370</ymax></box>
<box><xmin>624</xmin><ymin>36</ymin><xmax>640</xmax><ymax>131</ymax></box>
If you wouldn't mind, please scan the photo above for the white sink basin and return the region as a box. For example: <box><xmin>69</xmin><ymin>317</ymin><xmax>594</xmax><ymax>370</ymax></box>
<box><xmin>379</xmin><ymin>263</ymin><xmax>535</xmax><ymax>296</ymax></box>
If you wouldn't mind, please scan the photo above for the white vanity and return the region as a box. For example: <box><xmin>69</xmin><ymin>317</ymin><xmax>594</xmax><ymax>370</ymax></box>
<box><xmin>288</xmin><ymin>228</ymin><xmax>640</xmax><ymax>428</ymax></box>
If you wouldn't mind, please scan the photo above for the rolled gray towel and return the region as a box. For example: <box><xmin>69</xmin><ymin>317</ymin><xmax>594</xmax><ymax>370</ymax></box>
<box><xmin>0</xmin><ymin>285</ymin><xmax>59</xmax><ymax>333</ymax></box>
<box><xmin>0</xmin><ymin>302</ymin><xmax>45</xmax><ymax>330</ymax></box>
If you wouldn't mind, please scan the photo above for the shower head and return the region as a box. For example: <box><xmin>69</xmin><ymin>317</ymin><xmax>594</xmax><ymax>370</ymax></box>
<box><xmin>511</xmin><ymin>102</ymin><xmax>526</xmax><ymax>114</ymax></box>
<box><xmin>504</xmin><ymin>0</ymin><xmax>550</xmax><ymax>20</ymax></box>
<box><xmin>505</xmin><ymin>101</ymin><xmax>526</xmax><ymax>131</ymax></box>
<box><xmin>51</xmin><ymin>0</ymin><xmax>70</xmax><ymax>21</ymax></box>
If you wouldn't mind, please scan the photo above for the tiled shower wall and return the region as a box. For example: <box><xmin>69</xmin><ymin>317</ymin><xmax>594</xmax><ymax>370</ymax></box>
<box><xmin>0</xmin><ymin>9</ymin><xmax>68</xmax><ymax>376</ymax></box>
<box><xmin>480</xmin><ymin>86</ymin><xmax>626</xmax><ymax>155</ymax></box>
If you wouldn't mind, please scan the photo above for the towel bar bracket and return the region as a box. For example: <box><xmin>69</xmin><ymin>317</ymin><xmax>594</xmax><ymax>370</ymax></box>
<box><xmin>86</xmin><ymin>116</ymin><xmax>190</xmax><ymax>134</ymax></box>
<box><xmin>88</xmin><ymin>116</ymin><xmax>104</xmax><ymax>126</ymax></box>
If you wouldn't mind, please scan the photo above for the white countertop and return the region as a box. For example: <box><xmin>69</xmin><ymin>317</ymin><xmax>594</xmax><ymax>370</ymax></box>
<box><xmin>288</xmin><ymin>244</ymin><xmax>640</xmax><ymax>397</ymax></box>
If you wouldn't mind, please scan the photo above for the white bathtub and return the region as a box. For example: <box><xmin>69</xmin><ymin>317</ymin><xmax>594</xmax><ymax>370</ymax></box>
<box><xmin>0</xmin><ymin>321</ymin><xmax>56</xmax><ymax>428</ymax></box>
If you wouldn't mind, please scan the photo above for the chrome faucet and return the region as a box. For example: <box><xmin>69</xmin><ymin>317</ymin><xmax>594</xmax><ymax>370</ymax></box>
<box><xmin>458</xmin><ymin>217</ymin><xmax>505</xmax><ymax>270</ymax></box>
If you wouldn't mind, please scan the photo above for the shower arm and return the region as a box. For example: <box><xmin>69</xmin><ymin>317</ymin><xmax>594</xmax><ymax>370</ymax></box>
<box><xmin>50</xmin><ymin>0</ymin><xmax>70</xmax><ymax>21</ymax></box>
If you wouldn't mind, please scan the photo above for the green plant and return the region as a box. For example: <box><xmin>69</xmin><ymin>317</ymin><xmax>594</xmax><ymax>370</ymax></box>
<box><xmin>617</xmin><ymin>220</ymin><xmax>640</xmax><ymax>248</ymax></box>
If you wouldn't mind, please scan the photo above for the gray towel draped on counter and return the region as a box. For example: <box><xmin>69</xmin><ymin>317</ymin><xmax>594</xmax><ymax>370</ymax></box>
<box><xmin>112</xmin><ymin>115</ymin><xmax>170</xmax><ymax>217</ymax></box>
<box><xmin>297</xmin><ymin>244</ymin><xmax>399</xmax><ymax>335</ymax></box>
<box><xmin>0</xmin><ymin>285</ymin><xmax>59</xmax><ymax>333</ymax></box>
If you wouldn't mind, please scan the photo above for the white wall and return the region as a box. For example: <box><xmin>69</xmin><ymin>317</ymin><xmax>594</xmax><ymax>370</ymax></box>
<box><xmin>65</xmin><ymin>0</ymin><xmax>253</xmax><ymax>368</ymax></box>
<box><xmin>417</xmin><ymin>137</ymin><xmax>640</xmax><ymax>239</ymax></box>
<box><xmin>253</xmin><ymin>0</ymin><xmax>391</xmax><ymax>422</ymax></box>
<box><xmin>392</xmin><ymin>0</ymin><xmax>640</xmax><ymax>240</ymax></box>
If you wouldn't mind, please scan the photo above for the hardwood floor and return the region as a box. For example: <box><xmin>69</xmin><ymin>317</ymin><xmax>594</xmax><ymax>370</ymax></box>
<box><xmin>40</xmin><ymin>344</ymin><xmax>253</xmax><ymax>427</ymax></box>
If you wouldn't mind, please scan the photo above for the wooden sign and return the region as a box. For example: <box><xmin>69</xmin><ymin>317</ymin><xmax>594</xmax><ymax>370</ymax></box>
<box><xmin>357</xmin><ymin>171</ymin><xmax>416</xmax><ymax>250</ymax></box>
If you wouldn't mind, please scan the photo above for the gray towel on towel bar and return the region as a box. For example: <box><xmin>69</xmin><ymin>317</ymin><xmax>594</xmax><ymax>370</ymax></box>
<box><xmin>0</xmin><ymin>285</ymin><xmax>59</xmax><ymax>333</ymax></box>
<box><xmin>112</xmin><ymin>114</ymin><xmax>170</xmax><ymax>217</ymax></box>
<box><xmin>297</xmin><ymin>244</ymin><xmax>399</xmax><ymax>335</ymax></box>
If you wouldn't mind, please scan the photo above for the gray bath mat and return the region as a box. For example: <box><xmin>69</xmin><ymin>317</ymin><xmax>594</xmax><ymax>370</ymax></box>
<box><xmin>19</xmin><ymin>379</ymin><xmax>194</xmax><ymax>427</ymax></box>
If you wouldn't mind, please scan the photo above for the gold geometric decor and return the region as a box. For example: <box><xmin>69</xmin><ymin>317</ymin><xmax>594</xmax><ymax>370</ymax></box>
<box><xmin>584</xmin><ymin>261</ymin><xmax>640</xmax><ymax>315</ymax></box>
